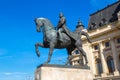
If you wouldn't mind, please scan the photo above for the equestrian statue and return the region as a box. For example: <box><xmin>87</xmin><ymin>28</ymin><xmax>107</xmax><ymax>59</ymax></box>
<box><xmin>35</xmin><ymin>12</ymin><xmax>92</xmax><ymax>65</ymax></box>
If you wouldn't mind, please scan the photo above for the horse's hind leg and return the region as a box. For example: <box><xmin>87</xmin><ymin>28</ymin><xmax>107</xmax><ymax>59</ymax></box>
<box><xmin>75</xmin><ymin>40</ymin><xmax>88</xmax><ymax>64</ymax></box>
<box><xmin>35</xmin><ymin>42</ymin><xmax>45</xmax><ymax>57</ymax></box>
<box><xmin>75</xmin><ymin>44</ymin><xmax>88</xmax><ymax>64</ymax></box>
<box><xmin>77</xmin><ymin>47</ymin><xmax>88</xmax><ymax>64</ymax></box>
<box><xmin>45</xmin><ymin>42</ymin><xmax>54</xmax><ymax>64</ymax></box>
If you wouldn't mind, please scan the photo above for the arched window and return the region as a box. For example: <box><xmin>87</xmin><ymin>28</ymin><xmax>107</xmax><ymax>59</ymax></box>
<box><xmin>107</xmin><ymin>56</ymin><xmax>115</xmax><ymax>73</ymax></box>
<box><xmin>95</xmin><ymin>58</ymin><xmax>103</xmax><ymax>75</ymax></box>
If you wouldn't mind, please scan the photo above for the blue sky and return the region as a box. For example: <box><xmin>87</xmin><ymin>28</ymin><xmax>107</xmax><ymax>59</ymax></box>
<box><xmin>0</xmin><ymin>0</ymin><xmax>118</xmax><ymax>80</ymax></box>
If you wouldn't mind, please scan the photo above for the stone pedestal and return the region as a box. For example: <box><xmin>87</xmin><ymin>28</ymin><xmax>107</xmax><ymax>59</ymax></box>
<box><xmin>35</xmin><ymin>64</ymin><xmax>93</xmax><ymax>80</ymax></box>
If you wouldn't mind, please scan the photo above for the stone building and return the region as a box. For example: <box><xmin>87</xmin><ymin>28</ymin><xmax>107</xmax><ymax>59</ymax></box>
<box><xmin>71</xmin><ymin>1</ymin><xmax>120</xmax><ymax>80</ymax></box>
<box><xmin>70</xmin><ymin>48</ymin><xmax>84</xmax><ymax>66</ymax></box>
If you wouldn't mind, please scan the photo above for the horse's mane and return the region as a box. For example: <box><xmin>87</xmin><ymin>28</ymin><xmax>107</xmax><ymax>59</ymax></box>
<box><xmin>38</xmin><ymin>17</ymin><xmax>55</xmax><ymax>29</ymax></box>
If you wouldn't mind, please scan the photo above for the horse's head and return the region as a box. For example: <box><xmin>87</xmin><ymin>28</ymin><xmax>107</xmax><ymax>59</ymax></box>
<box><xmin>34</xmin><ymin>18</ymin><xmax>44</xmax><ymax>32</ymax></box>
<box><xmin>35</xmin><ymin>17</ymin><xmax>55</xmax><ymax>33</ymax></box>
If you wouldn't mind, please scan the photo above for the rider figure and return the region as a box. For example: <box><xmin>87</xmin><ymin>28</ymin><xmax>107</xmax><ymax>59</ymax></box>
<box><xmin>56</xmin><ymin>12</ymin><xmax>66</xmax><ymax>42</ymax></box>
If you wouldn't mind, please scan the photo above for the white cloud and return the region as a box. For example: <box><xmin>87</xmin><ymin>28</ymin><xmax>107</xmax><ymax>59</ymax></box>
<box><xmin>3</xmin><ymin>72</ymin><xmax>12</xmax><ymax>76</ymax></box>
<box><xmin>0</xmin><ymin>72</ymin><xmax>32</xmax><ymax>80</ymax></box>
<box><xmin>3</xmin><ymin>72</ymin><xmax>28</xmax><ymax>76</ymax></box>
<box><xmin>0</xmin><ymin>48</ymin><xmax>13</xmax><ymax>60</ymax></box>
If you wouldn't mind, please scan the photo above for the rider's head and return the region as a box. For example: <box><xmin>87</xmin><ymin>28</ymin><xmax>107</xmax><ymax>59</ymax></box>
<box><xmin>59</xmin><ymin>12</ymin><xmax>64</xmax><ymax>18</ymax></box>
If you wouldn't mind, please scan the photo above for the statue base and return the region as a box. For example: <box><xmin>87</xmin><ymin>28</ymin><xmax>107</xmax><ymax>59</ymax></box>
<box><xmin>35</xmin><ymin>64</ymin><xmax>93</xmax><ymax>80</ymax></box>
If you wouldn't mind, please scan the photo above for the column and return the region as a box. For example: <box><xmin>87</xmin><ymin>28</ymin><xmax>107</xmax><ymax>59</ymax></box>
<box><xmin>94</xmin><ymin>59</ymin><xmax>100</xmax><ymax>76</ymax></box>
<box><xmin>90</xmin><ymin>45</ymin><xmax>97</xmax><ymax>76</ymax></box>
<box><xmin>110</xmin><ymin>38</ymin><xmax>120</xmax><ymax>76</ymax></box>
<box><xmin>99</xmin><ymin>42</ymin><xmax>109</xmax><ymax>77</ymax></box>
<box><xmin>117</xmin><ymin>11</ymin><xmax>120</xmax><ymax>21</ymax></box>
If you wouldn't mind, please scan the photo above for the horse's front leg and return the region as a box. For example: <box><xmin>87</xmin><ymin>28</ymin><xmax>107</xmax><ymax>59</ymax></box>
<box><xmin>44</xmin><ymin>42</ymin><xmax>54</xmax><ymax>64</ymax></box>
<box><xmin>65</xmin><ymin>48</ymin><xmax>72</xmax><ymax>65</ymax></box>
<box><xmin>35</xmin><ymin>42</ymin><xmax>45</xmax><ymax>57</ymax></box>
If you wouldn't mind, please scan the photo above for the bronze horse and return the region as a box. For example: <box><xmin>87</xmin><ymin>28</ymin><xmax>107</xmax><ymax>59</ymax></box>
<box><xmin>35</xmin><ymin>18</ymin><xmax>91</xmax><ymax>64</ymax></box>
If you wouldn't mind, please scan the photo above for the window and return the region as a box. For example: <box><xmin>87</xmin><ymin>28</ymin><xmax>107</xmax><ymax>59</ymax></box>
<box><xmin>117</xmin><ymin>38</ymin><xmax>120</xmax><ymax>44</ymax></box>
<box><xmin>105</xmin><ymin>42</ymin><xmax>110</xmax><ymax>48</ymax></box>
<box><xmin>75</xmin><ymin>50</ymin><xmax>80</xmax><ymax>54</ymax></box>
<box><xmin>90</xmin><ymin>22</ymin><xmax>97</xmax><ymax>30</ymax></box>
<box><xmin>94</xmin><ymin>45</ymin><xmax>99</xmax><ymax>50</ymax></box>
<box><xmin>99</xmin><ymin>18</ymin><xmax>107</xmax><ymax>26</ymax></box>
<box><xmin>102</xmin><ymin>18</ymin><xmax>107</xmax><ymax>23</ymax></box>
<box><xmin>95</xmin><ymin>59</ymin><xmax>103</xmax><ymax>75</ymax></box>
<box><xmin>107</xmin><ymin>56</ymin><xmax>115</xmax><ymax>73</ymax></box>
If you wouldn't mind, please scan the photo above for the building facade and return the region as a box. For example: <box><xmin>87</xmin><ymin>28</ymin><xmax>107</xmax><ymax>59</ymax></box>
<box><xmin>71</xmin><ymin>1</ymin><xmax>120</xmax><ymax>80</ymax></box>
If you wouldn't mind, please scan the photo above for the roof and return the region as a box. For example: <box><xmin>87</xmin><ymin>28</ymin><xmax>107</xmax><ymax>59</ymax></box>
<box><xmin>88</xmin><ymin>1</ymin><xmax>120</xmax><ymax>31</ymax></box>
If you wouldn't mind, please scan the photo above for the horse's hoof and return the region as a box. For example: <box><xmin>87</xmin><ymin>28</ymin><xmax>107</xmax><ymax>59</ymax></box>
<box><xmin>38</xmin><ymin>54</ymin><xmax>40</xmax><ymax>57</ymax></box>
<box><xmin>36</xmin><ymin>52</ymin><xmax>40</xmax><ymax>57</ymax></box>
<box><xmin>37</xmin><ymin>54</ymin><xmax>40</xmax><ymax>57</ymax></box>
